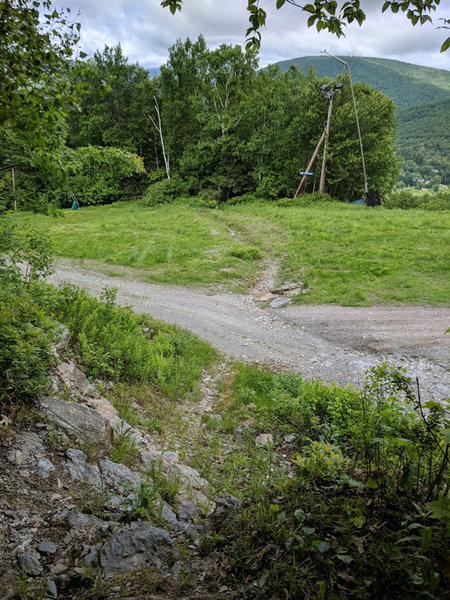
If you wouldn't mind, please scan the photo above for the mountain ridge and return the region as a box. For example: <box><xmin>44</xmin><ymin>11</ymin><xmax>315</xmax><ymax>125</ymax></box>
<box><xmin>268</xmin><ymin>55</ymin><xmax>450</xmax><ymax>109</ymax></box>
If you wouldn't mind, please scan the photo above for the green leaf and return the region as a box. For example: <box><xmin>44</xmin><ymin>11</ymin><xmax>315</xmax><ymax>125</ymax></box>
<box><xmin>366</xmin><ymin>477</ymin><xmax>379</xmax><ymax>489</ymax></box>
<box><xmin>337</xmin><ymin>554</ymin><xmax>353</xmax><ymax>564</ymax></box>
<box><xmin>303</xmin><ymin>4</ymin><xmax>316</xmax><ymax>14</ymax></box>
<box><xmin>441</xmin><ymin>37</ymin><xmax>450</xmax><ymax>52</ymax></box>
<box><xmin>421</xmin><ymin>526</ymin><xmax>432</xmax><ymax>552</ymax></box>
<box><xmin>316</xmin><ymin>541</ymin><xmax>331</xmax><ymax>553</ymax></box>
<box><xmin>381</xmin><ymin>541</ymin><xmax>391</xmax><ymax>555</ymax></box>
<box><xmin>276</xmin><ymin>0</ymin><xmax>286</xmax><ymax>8</ymax></box>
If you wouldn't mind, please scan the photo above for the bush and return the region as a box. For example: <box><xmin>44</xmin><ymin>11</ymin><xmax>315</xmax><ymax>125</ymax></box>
<box><xmin>385</xmin><ymin>189</ymin><xmax>450</xmax><ymax>210</ymax></box>
<box><xmin>0</xmin><ymin>283</ymin><xmax>56</xmax><ymax>405</ymax></box>
<box><xmin>0</xmin><ymin>215</ymin><xmax>57</xmax><ymax>406</ymax></box>
<box><xmin>189</xmin><ymin>188</ymin><xmax>221</xmax><ymax>209</ymax></box>
<box><xmin>226</xmin><ymin>193</ymin><xmax>261</xmax><ymax>205</ymax></box>
<box><xmin>141</xmin><ymin>175</ymin><xmax>188</xmax><ymax>206</ymax></box>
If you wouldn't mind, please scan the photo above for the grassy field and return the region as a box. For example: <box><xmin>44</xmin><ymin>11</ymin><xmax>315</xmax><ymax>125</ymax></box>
<box><xmin>18</xmin><ymin>200</ymin><xmax>449</xmax><ymax>306</ymax></box>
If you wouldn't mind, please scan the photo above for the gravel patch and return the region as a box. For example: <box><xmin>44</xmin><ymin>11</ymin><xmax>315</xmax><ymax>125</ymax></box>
<box><xmin>49</xmin><ymin>259</ymin><xmax>449</xmax><ymax>400</ymax></box>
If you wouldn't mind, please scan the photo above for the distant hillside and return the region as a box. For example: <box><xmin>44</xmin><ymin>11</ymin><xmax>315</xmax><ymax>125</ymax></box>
<box><xmin>397</xmin><ymin>98</ymin><xmax>450</xmax><ymax>187</ymax></box>
<box><xmin>270</xmin><ymin>56</ymin><xmax>450</xmax><ymax>187</ymax></box>
<box><xmin>271</xmin><ymin>56</ymin><xmax>450</xmax><ymax>109</ymax></box>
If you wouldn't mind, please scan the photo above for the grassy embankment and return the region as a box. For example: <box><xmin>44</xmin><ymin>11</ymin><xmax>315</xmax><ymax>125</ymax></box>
<box><xmin>20</xmin><ymin>200</ymin><xmax>450</xmax><ymax>305</ymax></box>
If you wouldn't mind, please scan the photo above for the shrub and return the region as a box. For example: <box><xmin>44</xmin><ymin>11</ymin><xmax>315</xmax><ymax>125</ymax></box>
<box><xmin>385</xmin><ymin>189</ymin><xmax>450</xmax><ymax>210</ymax></box>
<box><xmin>141</xmin><ymin>175</ymin><xmax>188</xmax><ymax>206</ymax></box>
<box><xmin>0</xmin><ymin>214</ymin><xmax>57</xmax><ymax>406</ymax></box>
<box><xmin>0</xmin><ymin>283</ymin><xmax>56</xmax><ymax>405</ymax></box>
<box><xmin>189</xmin><ymin>188</ymin><xmax>221</xmax><ymax>208</ymax></box>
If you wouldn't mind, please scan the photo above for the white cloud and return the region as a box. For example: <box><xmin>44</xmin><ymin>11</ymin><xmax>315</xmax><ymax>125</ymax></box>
<box><xmin>66</xmin><ymin>0</ymin><xmax>449</xmax><ymax>70</ymax></box>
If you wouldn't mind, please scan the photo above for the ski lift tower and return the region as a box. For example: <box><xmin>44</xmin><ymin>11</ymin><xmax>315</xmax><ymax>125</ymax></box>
<box><xmin>294</xmin><ymin>81</ymin><xmax>342</xmax><ymax>198</ymax></box>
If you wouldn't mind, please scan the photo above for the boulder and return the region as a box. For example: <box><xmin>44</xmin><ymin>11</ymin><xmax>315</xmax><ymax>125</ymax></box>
<box><xmin>178</xmin><ymin>500</ymin><xmax>199</xmax><ymax>523</ymax></box>
<box><xmin>98</xmin><ymin>458</ymin><xmax>142</xmax><ymax>494</ymax></box>
<box><xmin>55</xmin><ymin>361</ymin><xmax>94</xmax><ymax>397</ymax></box>
<box><xmin>64</xmin><ymin>449</ymin><xmax>103</xmax><ymax>489</ymax></box>
<box><xmin>141</xmin><ymin>450</ymin><xmax>213</xmax><ymax>511</ymax></box>
<box><xmin>100</xmin><ymin>522</ymin><xmax>180</xmax><ymax>579</ymax></box>
<box><xmin>7</xmin><ymin>432</ymin><xmax>46</xmax><ymax>467</ymax></box>
<box><xmin>39</xmin><ymin>396</ymin><xmax>113</xmax><ymax>450</ymax></box>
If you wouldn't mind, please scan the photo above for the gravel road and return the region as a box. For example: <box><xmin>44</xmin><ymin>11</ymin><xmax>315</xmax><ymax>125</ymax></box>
<box><xmin>49</xmin><ymin>260</ymin><xmax>449</xmax><ymax>400</ymax></box>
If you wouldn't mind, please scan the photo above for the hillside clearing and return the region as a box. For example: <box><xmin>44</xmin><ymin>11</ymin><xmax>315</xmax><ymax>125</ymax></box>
<box><xmin>20</xmin><ymin>201</ymin><xmax>450</xmax><ymax>306</ymax></box>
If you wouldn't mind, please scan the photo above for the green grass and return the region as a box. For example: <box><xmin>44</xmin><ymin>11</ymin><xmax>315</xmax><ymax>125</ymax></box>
<box><xmin>19</xmin><ymin>202</ymin><xmax>280</xmax><ymax>291</ymax></box>
<box><xmin>18</xmin><ymin>200</ymin><xmax>450</xmax><ymax>305</ymax></box>
<box><xmin>225</xmin><ymin>202</ymin><xmax>449</xmax><ymax>305</ymax></box>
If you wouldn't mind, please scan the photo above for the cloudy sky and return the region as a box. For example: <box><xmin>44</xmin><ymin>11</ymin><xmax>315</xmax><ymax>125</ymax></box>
<box><xmin>66</xmin><ymin>0</ymin><xmax>449</xmax><ymax>71</ymax></box>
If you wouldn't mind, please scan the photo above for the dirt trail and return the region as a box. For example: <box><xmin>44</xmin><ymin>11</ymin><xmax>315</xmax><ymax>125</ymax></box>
<box><xmin>49</xmin><ymin>259</ymin><xmax>449</xmax><ymax>400</ymax></box>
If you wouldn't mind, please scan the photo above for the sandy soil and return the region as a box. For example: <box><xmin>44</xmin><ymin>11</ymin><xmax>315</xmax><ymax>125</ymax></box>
<box><xmin>49</xmin><ymin>259</ymin><xmax>449</xmax><ymax>400</ymax></box>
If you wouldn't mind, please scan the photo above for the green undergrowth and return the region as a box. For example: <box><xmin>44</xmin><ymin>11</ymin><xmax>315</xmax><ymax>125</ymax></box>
<box><xmin>1</xmin><ymin>220</ymin><xmax>215</xmax><ymax>413</ymax></box>
<box><xmin>17</xmin><ymin>199</ymin><xmax>450</xmax><ymax>305</ymax></box>
<box><xmin>192</xmin><ymin>363</ymin><xmax>449</xmax><ymax>599</ymax></box>
<box><xmin>32</xmin><ymin>282</ymin><xmax>216</xmax><ymax>400</ymax></box>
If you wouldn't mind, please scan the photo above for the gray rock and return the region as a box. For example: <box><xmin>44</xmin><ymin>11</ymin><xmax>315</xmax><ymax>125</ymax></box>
<box><xmin>46</xmin><ymin>578</ymin><xmax>58</xmax><ymax>599</ymax></box>
<box><xmin>161</xmin><ymin>502</ymin><xmax>179</xmax><ymax>529</ymax></box>
<box><xmin>284</xmin><ymin>433</ymin><xmax>296</xmax><ymax>444</ymax></box>
<box><xmin>162</xmin><ymin>451</ymin><xmax>179</xmax><ymax>461</ymax></box>
<box><xmin>53</xmin><ymin>509</ymin><xmax>108</xmax><ymax>540</ymax></box>
<box><xmin>141</xmin><ymin>450</ymin><xmax>212</xmax><ymax>511</ymax></box>
<box><xmin>255</xmin><ymin>433</ymin><xmax>273</xmax><ymax>447</ymax></box>
<box><xmin>98</xmin><ymin>458</ymin><xmax>141</xmax><ymax>493</ymax></box>
<box><xmin>52</xmin><ymin>324</ymin><xmax>71</xmax><ymax>353</ymax></box>
<box><xmin>100</xmin><ymin>522</ymin><xmax>181</xmax><ymax>579</ymax></box>
<box><xmin>55</xmin><ymin>361</ymin><xmax>94</xmax><ymax>396</ymax></box>
<box><xmin>39</xmin><ymin>396</ymin><xmax>113</xmax><ymax>449</ymax></box>
<box><xmin>82</xmin><ymin>543</ymin><xmax>103</xmax><ymax>566</ymax></box>
<box><xmin>37</xmin><ymin>457</ymin><xmax>56</xmax><ymax>479</ymax></box>
<box><xmin>178</xmin><ymin>500</ymin><xmax>198</xmax><ymax>522</ymax></box>
<box><xmin>65</xmin><ymin>448</ymin><xmax>103</xmax><ymax>489</ymax></box>
<box><xmin>37</xmin><ymin>541</ymin><xmax>57</xmax><ymax>555</ymax></box>
<box><xmin>269</xmin><ymin>297</ymin><xmax>291</xmax><ymax>309</ymax></box>
<box><xmin>7</xmin><ymin>432</ymin><xmax>46</xmax><ymax>467</ymax></box>
<box><xmin>19</xmin><ymin>553</ymin><xmax>43</xmax><ymax>577</ymax></box>
<box><xmin>49</xmin><ymin>561</ymin><xmax>68</xmax><ymax>575</ymax></box>
<box><xmin>210</xmin><ymin>493</ymin><xmax>241</xmax><ymax>530</ymax></box>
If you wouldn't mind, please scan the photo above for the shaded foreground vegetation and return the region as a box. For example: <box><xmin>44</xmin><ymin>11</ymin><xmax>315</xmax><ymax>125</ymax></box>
<box><xmin>20</xmin><ymin>199</ymin><xmax>450</xmax><ymax>305</ymax></box>
<box><xmin>193</xmin><ymin>363</ymin><xmax>449</xmax><ymax>599</ymax></box>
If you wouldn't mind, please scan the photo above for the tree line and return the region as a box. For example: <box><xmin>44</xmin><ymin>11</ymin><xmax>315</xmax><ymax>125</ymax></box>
<box><xmin>1</xmin><ymin>2</ymin><xmax>400</xmax><ymax>210</ymax></box>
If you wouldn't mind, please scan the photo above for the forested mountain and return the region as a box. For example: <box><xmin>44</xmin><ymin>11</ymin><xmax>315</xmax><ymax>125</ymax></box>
<box><xmin>271</xmin><ymin>56</ymin><xmax>450</xmax><ymax>188</ymax></box>
<box><xmin>272</xmin><ymin>56</ymin><xmax>450</xmax><ymax>109</ymax></box>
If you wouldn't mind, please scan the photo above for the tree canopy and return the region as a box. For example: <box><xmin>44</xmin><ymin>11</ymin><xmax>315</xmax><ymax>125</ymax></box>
<box><xmin>160</xmin><ymin>0</ymin><xmax>449</xmax><ymax>52</ymax></box>
<box><xmin>0</xmin><ymin>0</ymin><xmax>82</xmax><ymax>173</ymax></box>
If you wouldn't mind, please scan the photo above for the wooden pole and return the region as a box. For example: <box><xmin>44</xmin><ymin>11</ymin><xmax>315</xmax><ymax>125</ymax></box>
<box><xmin>293</xmin><ymin>128</ymin><xmax>327</xmax><ymax>198</ymax></box>
<box><xmin>319</xmin><ymin>93</ymin><xmax>334</xmax><ymax>193</ymax></box>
